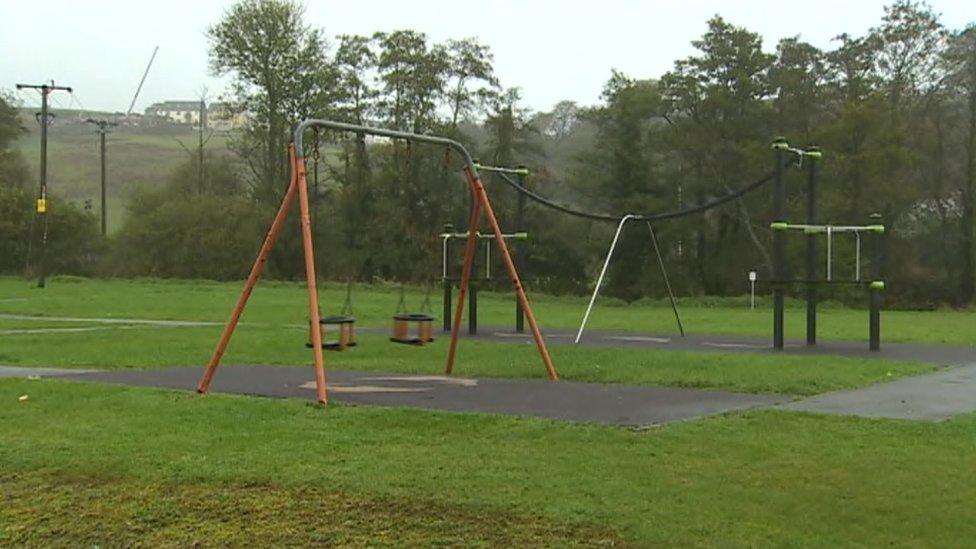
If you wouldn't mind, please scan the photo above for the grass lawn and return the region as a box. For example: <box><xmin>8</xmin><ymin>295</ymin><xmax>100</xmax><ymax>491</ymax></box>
<box><xmin>1</xmin><ymin>276</ymin><xmax>974</xmax><ymax>345</ymax></box>
<box><xmin>0</xmin><ymin>329</ymin><xmax>931</xmax><ymax>396</ymax></box>
<box><xmin>1</xmin><ymin>379</ymin><xmax>974</xmax><ymax>546</ymax></box>
<box><xmin>0</xmin><ymin>276</ymin><xmax>952</xmax><ymax>395</ymax></box>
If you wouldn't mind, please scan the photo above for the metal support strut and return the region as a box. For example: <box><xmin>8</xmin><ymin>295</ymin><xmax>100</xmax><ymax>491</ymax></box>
<box><xmin>575</xmin><ymin>215</ymin><xmax>684</xmax><ymax>344</ymax></box>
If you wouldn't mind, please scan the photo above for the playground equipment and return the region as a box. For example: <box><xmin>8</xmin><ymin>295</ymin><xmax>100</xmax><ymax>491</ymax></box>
<box><xmin>306</xmin><ymin>282</ymin><xmax>356</xmax><ymax>351</ymax></box>
<box><xmin>485</xmin><ymin>166</ymin><xmax>774</xmax><ymax>342</ymax></box>
<box><xmin>575</xmin><ymin>214</ymin><xmax>684</xmax><ymax>343</ymax></box>
<box><xmin>390</xmin><ymin>285</ymin><xmax>435</xmax><ymax>345</ymax></box>
<box><xmin>769</xmin><ymin>138</ymin><xmax>885</xmax><ymax>351</ymax></box>
<box><xmin>197</xmin><ymin>120</ymin><xmax>559</xmax><ymax>405</ymax></box>
<box><xmin>440</xmin><ymin>223</ymin><xmax>528</xmax><ymax>334</ymax></box>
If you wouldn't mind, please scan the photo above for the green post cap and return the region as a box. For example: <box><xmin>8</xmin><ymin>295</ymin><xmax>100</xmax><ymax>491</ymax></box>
<box><xmin>866</xmin><ymin>224</ymin><xmax>885</xmax><ymax>233</ymax></box>
<box><xmin>771</xmin><ymin>137</ymin><xmax>789</xmax><ymax>150</ymax></box>
<box><xmin>513</xmin><ymin>232</ymin><xmax>529</xmax><ymax>240</ymax></box>
<box><xmin>869</xmin><ymin>281</ymin><xmax>885</xmax><ymax>290</ymax></box>
<box><xmin>515</xmin><ymin>165</ymin><xmax>530</xmax><ymax>176</ymax></box>
<box><xmin>770</xmin><ymin>221</ymin><xmax>789</xmax><ymax>231</ymax></box>
<box><xmin>804</xmin><ymin>146</ymin><xmax>822</xmax><ymax>159</ymax></box>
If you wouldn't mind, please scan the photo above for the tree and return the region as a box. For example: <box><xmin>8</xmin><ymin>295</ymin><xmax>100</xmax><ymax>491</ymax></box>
<box><xmin>946</xmin><ymin>25</ymin><xmax>976</xmax><ymax>303</ymax></box>
<box><xmin>444</xmin><ymin>38</ymin><xmax>498</xmax><ymax>129</ymax></box>
<box><xmin>544</xmin><ymin>100</ymin><xmax>580</xmax><ymax>139</ymax></box>
<box><xmin>0</xmin><ymin>93</ymin><xmax>28</xmax><ymax>188</ymax></box>
<box><xmin>374</xmin><ymin>30</ymin><xmax>449</xmax><ymax>133</ymax></box>
<box><xmin>660</xmin><ymin>16</ymin><xmax>775</xmax><ymax>293</ymax></box>
<box><xmin>769</xmin><ymin>37</ymin><xmax>828</xmax><ymax>141</ymax></box>
<box><xmin>334</xmin><ymin>34</ymin><xmax>377</xmax><ymax>125</ymax></box>
<box><xmin>208</xmin><ymin>0</ymin><xmax>338</xmax><ymax>204</ymax></box>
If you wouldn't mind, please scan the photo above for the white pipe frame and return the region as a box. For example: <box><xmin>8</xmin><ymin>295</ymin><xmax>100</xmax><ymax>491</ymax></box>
<box><xmin>575</xmin><ymin>215</ymin><xmax>638</xmax><ymax>344</ymax></box>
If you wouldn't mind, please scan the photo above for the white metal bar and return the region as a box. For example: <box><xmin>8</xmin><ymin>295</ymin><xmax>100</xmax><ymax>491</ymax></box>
<box><xmin>485</xmin><ymin>241</ymin><xmax>491</xmax><ymax>279</ymax></box>
<box><xmin>855</xmin><ymin>232</ymin><xmax>861</xmax><ymax>281</ymax></box>
<box><xmin>781</xmin><ymin>223</ymin><xmax>878</xmax><ymax>233</ymax></box>
<box><xmin>441</xmin><ymin>236</ymin><xmax>449</xmax><ymax>280</ymax></box>
<box><xmin>575</xmin><ymin>215</ymin><xmax>636</xmax><ymax>344</ymax></box>
<box><xmin>439</xmin><ymin>232</ymin><xmax>526</xmax><ymax>240</ymax></box>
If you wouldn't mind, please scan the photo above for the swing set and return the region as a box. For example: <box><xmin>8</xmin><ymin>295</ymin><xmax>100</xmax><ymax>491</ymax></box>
<box><xmin>196</xmin><ymin>120</ymin><xmax>559</xmax><ymax>405</ymax></box>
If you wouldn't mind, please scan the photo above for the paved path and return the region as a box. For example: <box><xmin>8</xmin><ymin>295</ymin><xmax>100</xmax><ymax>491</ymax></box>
<box><xmin>783</xmin><ymin>363</ymin><xmax>976</xmax><ymax>421</ymax></box>
<box><xmin>53</xmin><ymin>366</ymin><xmax>786</xmax><ymax>426</ymax></box>
<box><xmin>0</xmin><ymin>365</ymin><xmax>95</xmax><ymax>378</ymax></box>
<box><xmin>467</xmin><ymin>327</ymin><xmax>975</xmax><ymax>366</ymax></box>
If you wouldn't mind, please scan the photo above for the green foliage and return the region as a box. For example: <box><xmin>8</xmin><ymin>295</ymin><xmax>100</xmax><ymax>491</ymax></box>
<box><xmin>106</xmin><ymin>156</ymin><xmax>268</xmax><ymax>279</ymax></box>
<box><xmin>0</xmin><ymin>185</ymin><xmax>101</xmax><ymax>276</ymax></box>
<box><xmin>208</xmin><ymin>0</ymin><xmax>338</xmax><ymax>204</ymax></box>
<box><xmin>0</xmin><ymin>94</ymin><xmax>28</xmax><ymax>189</ymax></box>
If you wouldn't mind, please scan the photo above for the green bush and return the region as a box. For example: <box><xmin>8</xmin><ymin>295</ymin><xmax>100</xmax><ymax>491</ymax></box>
<box><xmin>0</xmin><ymin>184</ymin><xmax>102</xmax><ymax>276</ymax></box>
<box><xmin>106</xmin><ymin>189</ymin><xmax>269</xmax><ymax>280</ymax></box>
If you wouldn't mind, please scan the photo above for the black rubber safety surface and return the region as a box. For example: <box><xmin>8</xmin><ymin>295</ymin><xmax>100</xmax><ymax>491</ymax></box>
<box><xmin>470</xmin><ymin>328</ymin><xmax>976</xmax><ymax>366</ymax></box>
<box><xmin>56</xmin><ymin>366</ymin><xmax>786</xmax><ymax>426</ymax></box>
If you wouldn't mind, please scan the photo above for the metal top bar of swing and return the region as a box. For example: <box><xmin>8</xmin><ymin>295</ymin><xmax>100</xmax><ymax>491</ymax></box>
<box><xmin>294</xmin><ymin>119</ymin><xmax>478</xmax><ymax>174</ymax></box>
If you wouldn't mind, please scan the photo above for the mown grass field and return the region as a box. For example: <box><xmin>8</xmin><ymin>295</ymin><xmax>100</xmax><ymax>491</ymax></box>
<box><xmin>0</xmin><ymin>276</ymin><xmax>949</xmax><ymax>395</ymax></box>
<box><xmin>1</xmin><ymin>380</ymin><xmax>974</xmax><ymax>546</ymax></box>
<box><xmin>1</xmin><ymin>276</ymin><xmax>974</xmax><ymax>344</ymax></box>
<box><xmin>1</xmin><ymin>276</ymin><xmax>974</xmax><ymax>545</ymax></box>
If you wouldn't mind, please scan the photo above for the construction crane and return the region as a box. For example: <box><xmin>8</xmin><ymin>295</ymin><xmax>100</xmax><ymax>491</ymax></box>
<box><xmin>83</xmin><ymin>46</ymin><xmax>157</xmax><ymax>236</ymax></box>
<box><xmin>127</xmin><ymin>46</ymin><xmax>159</xmax><ymax>117</ymax></box>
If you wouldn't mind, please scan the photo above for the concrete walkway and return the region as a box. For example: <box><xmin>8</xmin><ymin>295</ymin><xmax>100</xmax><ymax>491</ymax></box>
<box><xmin>783</xmin><ymin>363</ymin><xmax>976</xmax><ymax>421</ymax></box>
<box><xmin>0</xmin><ymin>365</ymin><xmax>95</xmax><ymax>378</ymax></box>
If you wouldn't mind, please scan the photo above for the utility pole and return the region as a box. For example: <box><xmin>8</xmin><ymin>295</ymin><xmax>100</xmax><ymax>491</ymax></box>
<box><xmin>16</xmin><ymin>81</ymin><xmax>72</xmax><ymax>288</ymax></box>
<box><xmin>85</xmin><ymin>118</ymin><xmax>117</xmax><ymax>236</ymax></box>
<box><xmin>198</xmin><ymin>97</ymin><xmax>207</xmax><ymax>194</ymax></box>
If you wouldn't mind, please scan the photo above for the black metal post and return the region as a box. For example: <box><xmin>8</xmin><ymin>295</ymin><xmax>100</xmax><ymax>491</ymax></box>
<box><xmin>772</xmin><ymin>137</ymin><xmax>789</xmax><ymax>350</ymax></box>
<box><xmin>443</xmin><ymin>281</ymin><xmax>452</xmax><ymax>332</ymax></box>
<box><xmin>514</xmin><ymin>166</ymin><xmax>527</xmax><ymax>333</ymax></box>
<box><xmin>647</xmin><ymin>222</ymin><xmax>684</xmax><ymax>336</ymax></box>
<box><xmin>805</xmin><ymin>147</ymin><xmax>820</xmax><ymax>345</ymax></box>
<box><xmin>869</xmin><ymin>213</ymin><xmax>884</xmax><ymax>351</ymax></box>
<box><xmin>468</xmin><ymin>282</ymin><xmax>478</xmax><ymax>335</ymax></box>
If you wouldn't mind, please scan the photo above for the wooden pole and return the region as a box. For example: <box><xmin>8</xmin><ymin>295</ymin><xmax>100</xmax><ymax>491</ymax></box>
<box><xmin>468</xmin><ymin>170</ymin><xmax>558</xmax><ymax>380</ymax></box>
<box><xmin>445</xmin><ymin>174</ymin><xmax>482</xmax><ymax>375</ymax></box>
<box><xmin>198</xmin><ymin>147</ymin><xmax>301</xmax><ymax>394</ymax></box>
<box><xmin>295</xmin><ymin>153</ymin><xmax>327</xmax><ymax>404</ymax></box>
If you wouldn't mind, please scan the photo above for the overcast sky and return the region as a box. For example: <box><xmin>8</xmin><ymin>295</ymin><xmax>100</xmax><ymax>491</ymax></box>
<box><xmin>2</xmin><ymin>0</ymin><xmax>972</xmax><ymax>115</ymax></box>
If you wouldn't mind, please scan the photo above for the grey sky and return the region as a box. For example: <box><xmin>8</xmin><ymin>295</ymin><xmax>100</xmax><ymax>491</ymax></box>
<box><xmin>2</xmin><ymin>0</ymin><xmax>972</xmax><ymax>114</ymax></box>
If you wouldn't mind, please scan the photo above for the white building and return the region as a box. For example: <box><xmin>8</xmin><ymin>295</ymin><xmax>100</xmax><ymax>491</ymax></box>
<box><xmin>145</xmin><ymin>100</ymin><xmax>204</xmax><ymax>125</ymax></box>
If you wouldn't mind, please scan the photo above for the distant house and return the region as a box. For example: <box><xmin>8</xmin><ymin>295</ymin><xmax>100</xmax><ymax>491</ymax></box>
<box><xmin>144</xmin><ymin>100</ymin><xmax>203</xmax><ymax>125</ymax></box>
<box><xmin>208</xmin><ymin>101</ymin><xmax>247</xmax><ymax>131</ymax></box>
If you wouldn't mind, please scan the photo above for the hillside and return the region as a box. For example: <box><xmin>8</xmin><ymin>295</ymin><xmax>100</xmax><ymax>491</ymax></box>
<box><xmin>15</xmin><ymin>109</ymin><xmax>236</xmax><ymax>232</ymax></box>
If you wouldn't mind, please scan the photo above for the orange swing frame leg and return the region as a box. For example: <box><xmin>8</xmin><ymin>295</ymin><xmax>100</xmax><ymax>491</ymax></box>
<box><xmin>445</xmin><ymin>166</ymin><xmax>558</xmax><ymax>380</ymax></box>
<box><xmin>197</xmin><ymin>145</ymin><xmax>328</xmax><ymax>404</ymax></box>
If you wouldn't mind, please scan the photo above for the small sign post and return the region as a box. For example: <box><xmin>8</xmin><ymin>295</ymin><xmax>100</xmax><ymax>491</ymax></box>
<box><xmin>749</xmin><ymin>271</ymin><xmax>757</xmax><ymax>310</ymax></box>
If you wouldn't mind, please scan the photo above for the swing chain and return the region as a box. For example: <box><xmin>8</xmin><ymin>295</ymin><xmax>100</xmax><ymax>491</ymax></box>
<box><xmin>395</xmin><ymin>285</ymin><xmax>408</xmax><ymax>314</ymax></box>
<box><xmin>421</xmin><ymin>281</ymin><xmax>433</xmax><ymax>313</ymax></box>
<box><xmin>312</xmin><ymin>127</ymin><xmax>321</xmax><ymax>162</ymax></box>
<box><xmin>341</xmin><ymin>279</ymin><xmax>354</xmax><ymax>316</ymax></box>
